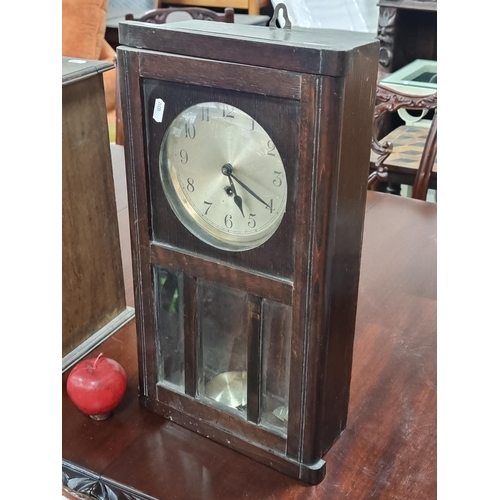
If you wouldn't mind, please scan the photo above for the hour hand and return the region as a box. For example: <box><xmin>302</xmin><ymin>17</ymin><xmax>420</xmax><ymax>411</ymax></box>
<box><xmin>222</xmin><ymin>166</ymin><xmax>244</xmax><ymax>217</ymax></box>
<box><xmin>228</xmin><ymin>176</ymin><xmax>245</xmax><ymax>217</ymax></box>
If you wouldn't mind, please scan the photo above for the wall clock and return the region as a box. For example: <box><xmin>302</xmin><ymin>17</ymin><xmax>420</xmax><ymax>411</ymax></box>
<box><xmin>117</xmin><ymin>4</ymin><xmax>378</xmax><ymax>484</ymax></box>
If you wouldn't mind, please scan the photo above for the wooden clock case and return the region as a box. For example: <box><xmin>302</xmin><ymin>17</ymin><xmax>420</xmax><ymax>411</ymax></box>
<box><xmin>117</xmin><ymin>18</ymin><xmax>378</xmax><ymax>484</ymax></box>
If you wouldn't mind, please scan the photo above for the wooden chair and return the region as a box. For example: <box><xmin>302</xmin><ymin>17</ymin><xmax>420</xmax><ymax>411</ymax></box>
<box><xmin>368</xmin><ymin>84</ymin><xmax>437</xmax><ymax>201</ymax></box>
<box><xmin>115</xmin><ymin>7</ymin><xmax>234</xmax><ymax>145</ymax></box>
<box><xmin>124</xmin><ymin>5</ymin><xmax>235</xmax><ymax>22</ymax></box>
<box><xmin>109</xmin><ymin>0</ymin><xmax>160</xmax><ymax>8</ymax></box>
<box><xmin>165</xmin><ymin>0</ymin><xmax>269</xmax><ymax>16</ymax></box>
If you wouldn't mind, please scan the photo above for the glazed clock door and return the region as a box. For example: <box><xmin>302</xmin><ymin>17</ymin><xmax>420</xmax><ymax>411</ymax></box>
<box><xmin>141</xmin><ymin>77</ymin><xmax>301</xmax><ymax>444</ymax></box>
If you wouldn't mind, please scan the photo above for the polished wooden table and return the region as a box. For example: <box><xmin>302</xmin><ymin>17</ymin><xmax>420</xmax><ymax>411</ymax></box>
<box><xmin>62</xmin><ymin>180</ymin><xmax>437</xmax><ymax>499</ymax></box>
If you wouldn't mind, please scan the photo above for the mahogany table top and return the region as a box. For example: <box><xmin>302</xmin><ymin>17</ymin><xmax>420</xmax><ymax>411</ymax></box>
<box><xmin>62</xmin><ymin>190</ymin><xmax>437</xmax><ymax>500</ymax></box>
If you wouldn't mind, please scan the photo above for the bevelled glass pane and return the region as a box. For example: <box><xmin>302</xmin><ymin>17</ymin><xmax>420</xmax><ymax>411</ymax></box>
<box><xmin>260</xmin><ymin>299</ymin><xmax>292</xmax><ymax>435</ymax></box>
<box><xmin>155</xmin><ymin>267</ymin><xmax>184</xmax><ymax>391</ymax></box>
<box><xmin>198</xmin><ymin>280</ymin><xmax>248</xmax><ymax>417</ymax></box>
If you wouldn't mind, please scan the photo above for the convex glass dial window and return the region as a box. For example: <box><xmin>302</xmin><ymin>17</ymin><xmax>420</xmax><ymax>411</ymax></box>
<box><xmin>159</xmin><ymin>102</ymin><xmax>287</xmax><ymax>251</ymax></box>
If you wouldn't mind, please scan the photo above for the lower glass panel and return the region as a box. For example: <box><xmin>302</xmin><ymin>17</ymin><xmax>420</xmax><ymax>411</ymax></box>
<box><xmin>154</xmin><ymin>267</ymin><xmax>184</xmax><ymax>391</ymax></box>
<box><xmin>260</xmin><ymin>299</ymin><xmax>292</xmax><ymax>435</ymax></box>
<box><xmin>153</xmin><ymin>268</ymin><xmax>291</xmax><ymax>435</ymax></box>
<box><xmin>197</xmin><ymin>280</ymin><xmax>248</xmax><ymax>418</ymax></box>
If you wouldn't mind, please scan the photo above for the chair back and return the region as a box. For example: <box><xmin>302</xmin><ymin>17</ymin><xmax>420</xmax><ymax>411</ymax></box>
<box><xmin>413</xmin><ymin>113</ymin><xmax>437</xmax><ymax>200</ymax></box>
<box><xmin>126</xmin><ymin>7</ymin><xmax>235</xmax><ymax>23</ymax></box>
<box><xmin>368</xmin><ymin>84</ymin><xmax>437</xmax><ymax>201</ymax></box>
<box><xmin>109</xmin><ymin>0</ymin><xmax>159</xmax><ymax>8</ymax></box>
<box><xmin>165</xmin><ymin>0</ymin><xmax>268</xmax><ymax>16</ymax></box>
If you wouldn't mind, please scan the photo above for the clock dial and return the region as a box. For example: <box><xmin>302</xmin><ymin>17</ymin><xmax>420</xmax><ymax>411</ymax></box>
<box><xmin>159</xmin><ymin>102</ymin><xmax>288</xmax><ymax>251</ymax></box>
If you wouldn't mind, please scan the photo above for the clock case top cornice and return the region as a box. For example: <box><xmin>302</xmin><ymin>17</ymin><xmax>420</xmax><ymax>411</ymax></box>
<box><xmin>118</xmin><ymin>19</ymin><xmax>378</xmax><ymax>78</ymax></box>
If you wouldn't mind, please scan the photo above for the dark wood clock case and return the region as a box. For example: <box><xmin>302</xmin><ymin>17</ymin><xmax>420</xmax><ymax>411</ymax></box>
<box><xmin>118</xmin><ymin>18</ymin><xmax>378</xmax><ymax>484</ymax></box>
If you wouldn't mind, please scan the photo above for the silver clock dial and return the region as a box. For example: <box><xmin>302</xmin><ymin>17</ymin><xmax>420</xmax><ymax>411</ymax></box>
<box><xmin>159</xmin><ymin>102</ymin><xmax>287</xmax><ymax>251</ymax></box>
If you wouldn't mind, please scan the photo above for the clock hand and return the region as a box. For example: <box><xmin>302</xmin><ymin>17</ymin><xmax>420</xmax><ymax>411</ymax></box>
<box><xmin>229</xmin><ymin>173</ymin><xmax>272</xmax><ymax>211</ymax></box>
<box><xmin>227</xmin><ymin>175</ymin><xmax>245</xmax><ymax>217</ymax></box>
<box><xmin>222</xmin><ymin>163</ymin><xmax>271</xmax><ymax>211</ymax></box>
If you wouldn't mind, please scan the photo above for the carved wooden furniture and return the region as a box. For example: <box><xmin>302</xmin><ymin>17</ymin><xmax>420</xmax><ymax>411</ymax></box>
<box><xmin>62</xmin><ymin>58</ymin><xmax>133</xmax><ymax>370</ymax></box>
<box><xmin>62</xmin><ymin>187</ymin><xmax>437</xmax><ymax>499</ymax></box>
<box><xmin>368</xmin><ymin>84</ymin><xmax>437</xmax><ymax>200</ymax></box>
<box><xmin>377</xmin><ymin>0</ymin><xmax>437</xmax><ymax>79</ymax></box>
<box><xmin>165</xmin><ymin>0</ymin><xmax>269</xmax><ymax>16</ymax></box>
<box><xmin>114</xmin><ymin>7</ymin><xmax>234</xmax><ymax>146</ymax></box>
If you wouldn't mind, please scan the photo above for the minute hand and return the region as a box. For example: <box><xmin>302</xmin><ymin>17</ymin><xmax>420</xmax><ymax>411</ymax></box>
<box><xmin>229</xmin><ymin>174</ymin><xmax>272</xmax><ymax>210</ymax></box>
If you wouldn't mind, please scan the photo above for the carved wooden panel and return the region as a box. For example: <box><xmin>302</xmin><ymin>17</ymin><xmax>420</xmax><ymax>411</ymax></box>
<box><xmin>377</xmin><ymin>1</ymin><xmax>437</xmax><ymax>77</ymax></box>
<box><xmin>63</xmin><ymin>461</ymin><xmax>155</xmax><ymax>500</ymax></box>
<box><xmin>377</xmin><ymin>7</ymin><xmax>397</xmax><ymax>75</ymax></box>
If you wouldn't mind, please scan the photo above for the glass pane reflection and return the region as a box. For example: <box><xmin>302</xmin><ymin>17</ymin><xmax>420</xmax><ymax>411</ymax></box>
<box><xmin>155</xmin><ymin>267</ymin><xmax>184</xmax><ymax>391</ymax></box>
<box><xmin>260</xmin><ymin>299</ymin><xmax>292</xmax><ymax>435</ymax></box>
<box><xmin>197</xmin><ymin>280</ymin><xmax>248</xmax><ymax>417</ymax></box>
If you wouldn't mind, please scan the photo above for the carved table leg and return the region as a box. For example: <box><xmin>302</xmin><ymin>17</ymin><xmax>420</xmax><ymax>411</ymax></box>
<box><xmin>386</xmin><ymin>183</ymin><xmax>401</xmax><ymax>196</ymax></box>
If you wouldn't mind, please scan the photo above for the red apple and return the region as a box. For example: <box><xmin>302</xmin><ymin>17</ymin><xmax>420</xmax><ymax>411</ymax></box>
<box><xmin>66</xmin><ymin>353</ymin><xmax>127</xmax><ymax>420</ymax></box>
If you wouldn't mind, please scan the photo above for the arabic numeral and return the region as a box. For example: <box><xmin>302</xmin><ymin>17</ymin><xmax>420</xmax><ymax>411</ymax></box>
<box><xmin>273</xmin><ymin>171</ymin><xmax>283</xmax><ymax>187</ymax></box>
<box><xmin>184</xmin><ymin>123</ymin><xmax>196</xmax><ymax>139</ymax></box>
<box><xmin>248</xmin><ymin>213</ymin><xmax>257</xmax><ymax>228</ymax></box>
<box><xmin>186</xmin><ymin>178</ymin><xmax>195</xmax><ymax>192</ymax></box>
<box><xmin>203</xmin><ymin>201</ymin><xmax>212</xmax><ymax>215</ymax></box>
<box><xmin>223</xmin><ymin>106</ymin><xmax>235</xmax><ymax>119</ymax></box>
<box><xmin>201</xmin><ymin>107</ymin><xmax>209</xmax><ymax>122</ymax></box>
<box><xmin>267</xmin><ymin>140</ymin><xmax>276</xmax><ymax>156</ymax></box>
<box><xmin>180</xmin><ymin>149</ymin><xmax>188</xmax><ymax>164</ymax></box>
<box><xmin>224</xmin><ymin>214</ymin><xmax>233</xmax><ymax>229</ymax></box>
<box><xmin>266</xmin><ymin>199</ymin><xmax>274</xmax><ymax>214</ymax></box>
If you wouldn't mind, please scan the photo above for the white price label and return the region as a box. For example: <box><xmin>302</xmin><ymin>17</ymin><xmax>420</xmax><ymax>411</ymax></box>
<box><xmin>153</xmin><ymin>98</ymin><xmax>165</xmax><ymax>123</ymax></box>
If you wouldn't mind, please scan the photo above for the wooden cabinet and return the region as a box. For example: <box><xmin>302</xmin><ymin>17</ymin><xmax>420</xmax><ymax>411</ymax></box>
<box><xmin>62</xmin><ymin>57</ymin><xmax>133</xmax><ymax>369</ymax></box>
